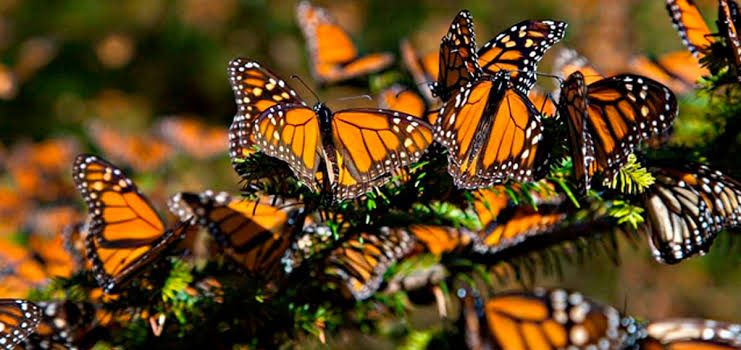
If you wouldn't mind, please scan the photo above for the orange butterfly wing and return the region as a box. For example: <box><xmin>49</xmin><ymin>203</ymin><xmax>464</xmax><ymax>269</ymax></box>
<box><xmin>552</xmin><ymin>48</ymin><xmax>604</xmax><ymax>84</ymax></box>
<box><xmin>628</xmin><ymin>54</ymin><xmax>696</xmax><ymax>95</ymax></box>
<box><xmin>478</xmin><ymin>20</ymin><xmax>567</xmax><ymax>94</ymax></box>
<box><xmin>295</xmin><ymin>1</ymin><xmax>393</xmax><ymax>84</ymax></box>
<box><xmin>436</xmin><ymin>73</ymin><xmax>543</xmax><ymax>188</ymax></box>
<box><xmin>227</xmin><ymin>58</ymin><xmax>305</xmax><ymax>162</ymax></box>
<box><xmin>331</xmin><ymin>109</ymin><xmax>433</xmax><ymax>199</ymax></box>
<box><xmin>433</xmin><ymin>10</ymin><xmax>481</xmax><ymax>101</ymax></box>
<box><xmin>408</xmin><ymin>225</ymin><xmax>474</xmax><ymax>256</ymax></box>
<box><xmin>484</xmin><ymin>289</ymin><xmax>640</xmax><ymax>350</ymax></box>
<box><xmin>88</xmin><ymin>122</ymin><xmax>173</xmax><ymax>172</ymax></box>
<box><xmin>253</xmin><ymin>104</ymin><xmax>324</xmax><ymax>192</ymax></box>
<box><xmin>559</xmin><ymin>71</ymin><xmax>599</xmax><ymax>193</ymax></box>
<box><xmin>378</xmin><ymin>85</ymin><xmax>426</xmax><ymax>118</ymax></box>
<box><xmin>157</xmin><ymin>116</ymin><xmax>228</xmax><ymax>159</ymax></box>
<box><xmin>73</xmin><ymin>154</ymin><xmax>187</xmax><ymax>292</ymax></box>
<box><xmin>666</xmin><ymin>0</ymin><xmax>715</xmax><ymax>60</ymax></box>
<box><xmin>718</xmin><ymin>0</ymin><xmax>741</xmax><ymax>69</ymax></box>
<box><xmin>527</xmin><ymin>87</ymin><xmax>557</xmax><ymax>118</ymax></box>
<box><xmin>0</xmin><ymin>299</ymin><xmax>41</xmax><ymax>348</ymax></box>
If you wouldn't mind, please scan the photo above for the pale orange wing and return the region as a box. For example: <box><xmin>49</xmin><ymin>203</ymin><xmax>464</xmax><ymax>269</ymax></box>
<box><xmin>378</xmin><ymin>84</ymin><xmax>426</xmax><ymax>118</ymax></box>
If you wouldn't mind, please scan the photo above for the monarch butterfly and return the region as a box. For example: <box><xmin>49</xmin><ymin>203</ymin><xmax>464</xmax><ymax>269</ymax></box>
<box><xmin>295</xmin><ymin>1</ymin><xmax>394</xmax><ymax>85</ymax></box>
<box><xmin>323</xmin><ymin>228</ymin><xmax>413</xmax><ymax>300</ymax></box>
<box><xmin>641</xmin><ymin>163</ymin><xmax>741</xmax><ymax>264</ymax></box>
<box><xmin>156</xmin><ymin>116</ymin><xmax>228</xmax><ymax>160</ymax></box>
<box><xmin>558</xmin><ymin>72</ymin><xmax>678</xmax><ymax>193</ymax></box>
<box><xmin>0</xmin><ymin>299</ymin><xmax>41</xmax><ymax>349</ymax></box>
<box><xmin>0</xmin><ymin>240</ymin><xmax>48</xmax><ymax>298</ymax></box>
<box><xmin>666</xmin><ymin>0</ymin><xmax>741</xmax><ymax>77</ymax></box>
<box><xmin>435</xmin><ymin>70</ymin><xmax>546</xmax><ymax>188</ymax></box>
<box><xmin>462</xmin><ymin>288</ymin><xmax>643</xmax><ymax>350</ymax></box>
<box><xmin>377</xmin><ymin>84</ymin><xmax>427</xmax><ymax>120</ymax></box>
<box><xmin>5</xmin><ymin>138</ymin><xmax>79</xmax><ymax>202</ymax></box>
<box><xmin>628</xmin><ymin>52</ymin><xmax>708</xmax><ymax>95</ymax></box>
<box><xmin>167</xmin><ymin>191</ymin><xmax>305</xmax><ymax>277</ymax></box>
<box><xmin>665</xmin><ymin>0</ymin><xmax>715</xmax><ymax>60</ymax></box>
<box><xmin>20</xmin><ymin>301</ymin><xmax>95</xmax><ymax>350</ymax></box>
<box><xmin>552</xmin><ymin>48</ymin><xmax>604</xmax><ymax>85</ymax></box>
<box><xmin>239</xmin><ymin>61</ymin><xmax>434</xmax><ymax>200</ymax></box>
<box><xmin>407</xmin><ymin>225</ymin><xmax>475</xmax><ymax>256</ymax></box>
<box><xmin>400</xmin><ymin>39</ymin><xmax>439</xmax><ymax>103</ymax></box>
<box><xmin>73</xmin><ymin>154</ymin><xmax>190</xmax><ymax>293</ymax></box>
<box><xmin>433</xmin><ymin>10</ymin><xmax>567</xmax><ymax>101</ymax></box>
<box><xmin>639</xmin><ymin>318</ymin><xmax>741</xmax><ymax>349</ymax></box>
<box><xmin>88</xmin><ymin>122</ymin><xmax>173</xmax><ymax>172</ymax></box>
<box><xmin>471</xmin><ymin>187</ymin><xmax>567</xmax><ymax>255</ymax></box>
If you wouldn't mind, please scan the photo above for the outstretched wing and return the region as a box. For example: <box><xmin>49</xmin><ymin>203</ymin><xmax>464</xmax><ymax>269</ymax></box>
<box><xmin>478</xmin><ymin>20</ymin><xmax>567</xmax><ymax>94</ymax></box>
<box><xmin>73</xmin><ymin>154</ymin><xmax>186</xmax><ymax>292</ymax></box>
<box><xmin>227</xmin><ymin>58</ymin><xmax>305</xmax><ymax>162</ymax></box>
<box><xmin>665</xmin><ymin>0</ymin><xmax>714</xmax><ymax>60</ymax></box>
<box><xmin>331</xmin><ymin>109</ymin><xmax>433</xmax><ymax>199</ymax></box>
<box><xmin>433</xmin><ymin>10</ymin><xmax>480</xmax><ymax>101</ymax></box>
<box><xmin>253</xmin><ymin>104</ymin><xmax>324</xmax><ymax>192</ymax></box>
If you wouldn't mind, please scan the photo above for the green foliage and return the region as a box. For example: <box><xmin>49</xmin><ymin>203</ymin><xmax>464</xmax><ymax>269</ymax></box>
<box><xmin>606</xmin><ymin>154</ymin><xmax>655</xmax><ymax>195</ymax></box>
<box><xmin>608</xmin><ymin>200</ymin><xmax>645</xmax><ymax>229</ymax></box>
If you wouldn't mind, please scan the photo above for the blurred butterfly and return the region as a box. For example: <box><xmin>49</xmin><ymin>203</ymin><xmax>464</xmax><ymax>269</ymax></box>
<box><xmin>639</xmin><ymin>318</ymin><xmax>741</xmax><ymax>349</ymax></box>
<box><xmin>0</xmin><ymin>299</ymin><xmax>41</xmax><ymax>350</ymax></box>
<box><xmin>5</xmin><ymin>138</ymin><xmax>79</xmax><ymax>202</ymax></box>
<box><xmin>0</xmin><ymin>240</ymin><xmax>48</xmax><ymax>298</ymax></box>
<box><xmin>295</xmin><ymin>1</ymin><xmax>394</xmax><ymax>85</ymax></box>
<box><xmin>20</xmin><ymin>301</ymin><xmax>95</xmax><ymax>350</ymax></box>
<box><xmin>408</xmin><ymin>225</ymin><xmax>475</xmax><ymax>256</ymax></box>
<box><xmin>471</xmin><ymin>187</ymin><xmax>567</xmax><ymax>254</ymax></box>
<box><xmin>168</xmin><ymin>191</ymin><xmax>305</xmax><ymax>278</ymax></box>
<box><xmin>552</xmin><ymin>48</ymin><xmax>604</xmax><ymax>85</ymax></box>
<box><xmin>323</xmin><ymin>227</ymin><xmax>413</xmax><ymax>300</ymax></box>
<box><xmin>73</xmin><ymin>154</ymin><xmax>190</xmax><ymax>293</ymax></box>
<box><xmin>628</xmin><ymin>51</ymin><xmax>709</xmax><ymax>95</ymax></box>
<box><xmin>400</xmin><ymin>39</ymin><xmax>439</xmax><ymax>103</ymax></box>
<box><xmin>26</xmin><ymin>233</ymin><xmax>78</xmax><ymax>280</ymax></box>
<box><xmin>461</xmin><ymin>287</ymin><xmax>643</xmax><ymax>350</ymax></box>
<box><xmin>435</xmin><ymin>70</ymin><xmax>546</xmax><ymax>188</ymax></box>
<box><xmin>0</xmin><ymin>186</ymin><xmax>27</xmax><ymax>236</ymax></box>
<box><xmin>641</xmin><ymin>163</ymin><xmax>741</xmax><ymax>264</ymax></box>
<box><xmin>88</xmin><ymin>122</ymin><xmax>173</xmax><ymax>172</ymax></box>
<box><xmin>62</xmin><ymin>222</ymin><xmax>90</xmax><ymax>270</ymax></box>
<box><xmin>156</xmin><ymin>116</ymin><xmax>228</xmax><ymax>160</ymax></box>
<box><xmin>22</xmin><ymin>206</ymin><xmax>81</xmax><ymax>241</ymax></box>
<box><xmin>558</xmin><ymin>72</ymin><xmax>678</xmax><ymax>194</ymax></box>
<box><xmin>241</xmin><ymin>61</ymin><xmax>433</xmax><ymax>200</ymax></box>
<box><xmin>432</xmin><ymin>11</ymin><xmax>567</xmax><ymax>101</ymax></box>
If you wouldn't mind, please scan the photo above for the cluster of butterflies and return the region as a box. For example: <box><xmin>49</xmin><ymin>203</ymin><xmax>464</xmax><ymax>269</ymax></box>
<box><xmin>1</xmin><ymin>0</ymin><xmax>741</xmax><ymax>348</ymax></box>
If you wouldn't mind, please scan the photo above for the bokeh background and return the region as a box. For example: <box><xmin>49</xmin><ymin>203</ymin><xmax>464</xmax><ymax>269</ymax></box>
<box><xmin>0</xmin><ymin>0</ymin><xmax>739</xmax><ymax>346</ymax></box>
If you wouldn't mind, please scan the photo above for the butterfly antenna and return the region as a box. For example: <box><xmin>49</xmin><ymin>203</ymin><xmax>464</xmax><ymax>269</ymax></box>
<box><xmin>291</xmin><ymin>75</ymin><xmax>320</xmax><ymax>104</ymax></box>
<box><xmin>333</xmin><ymin>94</ymin><xmax>373</xmax><ymax>103</ymax></box>
<box><xmin>531</xmin><ymin>71</ymin><xmax>565</xmax><ymax>85</ymax></box>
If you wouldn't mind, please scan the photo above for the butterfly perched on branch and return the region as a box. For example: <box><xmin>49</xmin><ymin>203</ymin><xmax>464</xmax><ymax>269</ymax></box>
<box><xmin>228</xmin><ymin>59</ymin><xmax>433</xmax><ymax>201</ymax></box>
<box><xmin>73</xmin><ymin>154</ymin><xmax>191</xmax><ymax>293</ymax></box>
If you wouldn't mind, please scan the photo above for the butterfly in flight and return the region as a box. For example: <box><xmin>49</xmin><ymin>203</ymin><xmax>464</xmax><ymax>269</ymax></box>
<box><xmin>73</xmin><ymin>154</ymin><xmax>191</xmax><ymax>293</ymax></box>
<box><xmin>0</xmin><ymin>299</ymin><xmax>41</xmax><ymax>350</ymax></box>
<box><xmin>295</xmin><ymin>1</ymin><xmax>394</xmax><ymax>85</ymax></box>
<box><xmin>168</xmin><ymin>190</ymin><xmax>305</xmax><ymax>278</ymax></box>
<box><xmin>460</xmin><ymin>287</ymin><xmax>644</xmax><ymax>350</ymax></box>
<box><xmin>558</xmin><ymin>72</ymin><xmax>678</xmax><ymax>194</ymax></box>
<box><xmin>234</xmin><ymin>60</ymin><xmax>433</xmax><ymax>200</ymax></box>
<box><xmin>322</xmin><ymin>228</ymin><xmax>413</xmax><ymax>300</ymax></box>
<box><xmin>638</xmin><ymin>318</ymin><xmax>741</xmax><ymax>349</ymax></box>
<box><xmin>641</xmin><ymin>163</ymin><xmax>741</xmax><ymax>264</ymax></box>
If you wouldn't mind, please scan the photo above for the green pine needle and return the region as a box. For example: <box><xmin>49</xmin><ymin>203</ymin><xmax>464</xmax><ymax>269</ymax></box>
<box><xmin>162</xmin><ymin>259</ymin><xmax>194</xmax><ymax>303</ymax></box>
<box><xmin>399</xmin><ymin>330</ymin><xmax>435</xmax><ymax>350</ymax></box>
<box><xmin>608</xmin><ymin>200</ymin><xmax>645</xmax><ymax>229</ymax></box>
<box><xmin>606</xmin><ymin>154</ymin><xmax>654</xmax><ymax>194</ymax></box>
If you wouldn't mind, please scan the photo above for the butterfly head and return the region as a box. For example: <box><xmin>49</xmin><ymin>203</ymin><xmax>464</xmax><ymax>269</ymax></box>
<box><xmin>313</xmin><ymin>102</ymin><xmax>334</xmax><ymax>131</ymax></box>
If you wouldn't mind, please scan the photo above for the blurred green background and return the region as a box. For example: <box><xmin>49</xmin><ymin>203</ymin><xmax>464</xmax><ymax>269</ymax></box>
<box><xmin>0</xmin><ymin>0</ymin><xmax>738</xmax><ymax>337</ymax></box>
